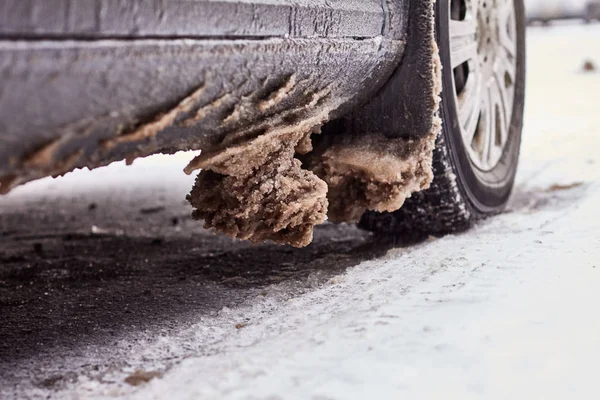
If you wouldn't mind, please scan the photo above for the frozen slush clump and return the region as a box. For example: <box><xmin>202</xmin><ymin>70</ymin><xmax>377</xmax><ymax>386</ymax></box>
<box><xmin>187</xmin><ymin>131</ymin><xmax>328</xmax><ymax>248</ymax></box>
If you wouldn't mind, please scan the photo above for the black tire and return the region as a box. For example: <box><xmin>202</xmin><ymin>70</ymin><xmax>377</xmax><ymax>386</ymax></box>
<box><xmin>360</xmin><ymin>0</ymin><xmax>526</xmax><ymax>238</ymax></box>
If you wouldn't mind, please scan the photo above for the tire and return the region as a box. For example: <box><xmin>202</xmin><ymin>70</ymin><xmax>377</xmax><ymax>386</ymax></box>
<box><xmin>360</xmin><ymin>0</ymin><xmax>526</xmax><ymax>238</ymax></box>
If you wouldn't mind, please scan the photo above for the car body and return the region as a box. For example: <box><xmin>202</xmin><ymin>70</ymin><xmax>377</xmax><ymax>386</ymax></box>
<box><xmin>587</xmin><ymin>1</ymin><xmax>600</xmax><ymax>21</ymax></box>
<box><xmin>526</xmin><ymin>0</ymin><xmax>588</xmax><ymax>23</ymax></box>
<box><xmin>0</xmin><ymin>0</ymin><xmax>527</xmax><ymax>246</ymax></box>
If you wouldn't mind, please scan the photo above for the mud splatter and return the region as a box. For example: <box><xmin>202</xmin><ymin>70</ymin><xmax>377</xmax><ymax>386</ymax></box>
<box><xmin>102</xmin><ymin>83</ymin><xmax>206</xmax><ymax>150</ymax></box>
<box><xmin>546</xmin><ymin>182</ymin><xmax>584</xmax><ymax>192</ymax></box>
<box><xmin>180</xmin><ymin>93</ymin><xmax>231</xmax><ymax>128</ymax></box>
<box><xmin>582</xmin><ymin>59</ymin><xmax>597</xmax><ymax>72</ymax></box>
<box><xmin>22</xmin><ymin>139</ymin><xmax>62</xmax><ymax>169</ymax></box>
<box><xmin>0</xmin><ymin>175</ymin><xmax>17</xmax><ymax>195</ymax></box>
<box><xmin>183</xmin><ymin>88</ymin><xmax>333</xmax><ymax>175</ymax></box>
<box><xmin>258</xmin><ymin>74</ymin><xmax>297</xmax><ymax>112</ymax></box>
<box><xmin>124</xmin><ymin>370</ymin><xmax>162</xmax><ymax>386</ymax></box>
<box><xmin>0</xmin><ymin>146</ymin><xmax>84</xmax><ymax>194</ymax></box>
<box><xmin>183</xmin><ymin>89</ymin><xmax>344</xmax><ymax>248</ymax></box>
<box><xmin>49</xmin><ymin>150</ymin><xmax>84</xmax><ymax>178</ymax></box>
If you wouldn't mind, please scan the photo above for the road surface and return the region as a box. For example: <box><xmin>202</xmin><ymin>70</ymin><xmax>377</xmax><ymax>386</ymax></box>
<box><xmin>1</xmin><ymin>23</ymin><xmax>599</xmax><ymax>399</ymax></box>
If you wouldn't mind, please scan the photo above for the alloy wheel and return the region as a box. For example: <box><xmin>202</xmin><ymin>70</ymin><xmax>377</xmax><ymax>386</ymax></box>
<box><xmin>449</xmin><ymin>0</ymin><xmax>518</xmax><ymax>171</ymax></box>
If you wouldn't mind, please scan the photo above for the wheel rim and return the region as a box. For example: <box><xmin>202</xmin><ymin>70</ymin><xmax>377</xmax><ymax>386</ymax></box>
<box><xmin>448</xmin><ymin>0</ymin><xmax>518</xmax><ymax>171</ymax></box>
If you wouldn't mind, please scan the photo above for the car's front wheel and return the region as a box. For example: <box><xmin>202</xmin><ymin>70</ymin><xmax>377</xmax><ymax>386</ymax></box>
<box><xmin>361</xmin><ymin>0</ymin><xmax>526</xmax><ymax>237</ymax></box>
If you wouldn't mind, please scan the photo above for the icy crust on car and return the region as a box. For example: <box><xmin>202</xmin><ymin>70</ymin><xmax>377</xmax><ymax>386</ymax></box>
<box><xmin>186</xmin><ymin>113</ymin><xmax>439</xmax><ymax>248</ymax></box>
<box><xmin>310</xmin><ymin>130</ymin><xmax>438</xmax><ymax>224</ymax></box>
<box><xmin>186</xmin><ymin>0</ymin><xmax>442</xmax><ymax>247</ymax></box>
<box><xmin>183</xmin><ymin>96</ymin><xmax>340</xmax><ymax>247</ymax></box>
<box><xmin>186</xmin><ymin>129</ymin><xmax>328</xmax><ymax>248</ymax></box>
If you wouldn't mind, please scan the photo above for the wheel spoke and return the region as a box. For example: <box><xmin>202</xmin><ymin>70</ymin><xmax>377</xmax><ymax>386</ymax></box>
<box><xmin>451</xmin><ymin>41</ymin><xmax>478</xmax><ymax>69</ymax></box>
<box><xmin>498</xmin><ymin>6</ymin><xmax>517</xmax><ymax>59</ymax></box>
<box><xmin>458</xmin><ymin>63</ymin><xmax>483</xmax><ymax>145</ymax></box>
<box><xmin>449</xmin><ymin>19</ymin><xmax>477</xmax><ymax>40</ymax></box>
<box><xmin>489</xmin><ymin>75</ymin><xmax>509</xmax><ymax>161</ymax></box>
<box><xmin>480</xmin><ymin>89</ymin><xmax>494</xmax><ymax>165</ymax></box>
<box><xmin>461</xmin><ymin>97</ymin><xmax>482</xmax><ymax>147</ymax></box>
<box><xmin>449</xmin><ymin>19</ymin><xmax>478</xmax><ymax>69</ymax></box>
<box><xmin>493</xmin><ymin>56</ymin><xmax>514</xmax><ymax>118</ymax></box>
<box><xmin>496</xmin><ymin>46</ymin><xmax>516</xmax><ymax>82</ymax></box>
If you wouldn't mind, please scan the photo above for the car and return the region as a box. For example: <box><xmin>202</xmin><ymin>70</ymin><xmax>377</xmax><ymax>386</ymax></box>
<box><xmin>526</xmin><ymin>0</ymin><xmax>588</xmax><ymax>24</ymax></box>
<box><xmin>0</xmin><ymin>0</ymin><xmax>526</xmax><ymax>247</ymax></box>
<box><xmin>587</xmin><ymin>1</ymin><xmax>600</xmax><ymax>22</ymax></box>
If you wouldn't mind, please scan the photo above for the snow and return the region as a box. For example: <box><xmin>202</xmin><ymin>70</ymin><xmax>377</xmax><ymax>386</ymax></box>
<box><xmin>133</xmin><ymin>195</ymin><xmax>599</xmax><ymax>400</ymax></box>
<box><xmin>2</xmin><ymin>23</ymin><xmax>600</xmax><ymax>400</ymax></box>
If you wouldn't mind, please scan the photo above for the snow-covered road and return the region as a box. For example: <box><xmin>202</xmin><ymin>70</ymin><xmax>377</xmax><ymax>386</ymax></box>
<box><xmin>1</xmin><ymin>24</ymin><xmax>600</xmax><ymax>399</ymax></box>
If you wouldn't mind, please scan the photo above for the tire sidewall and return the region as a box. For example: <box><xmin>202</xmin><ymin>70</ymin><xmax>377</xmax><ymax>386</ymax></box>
<box><xmin>436</xmin><ymin>0</ymin><xmax>526</xmax><ymax>213</ymax></box>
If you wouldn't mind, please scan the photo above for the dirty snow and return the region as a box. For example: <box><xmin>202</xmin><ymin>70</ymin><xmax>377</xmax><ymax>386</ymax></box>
<box><xmin>1</xmin><ymin>24</ymin><xmax>600</xmax><ymax>399</ymax></box>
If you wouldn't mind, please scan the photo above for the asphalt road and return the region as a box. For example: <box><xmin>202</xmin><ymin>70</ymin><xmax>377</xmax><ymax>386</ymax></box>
<box><xmin>1</xmin><ymin>23</ymin><xmax>600</xmax><ymax>399</ymax></box>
